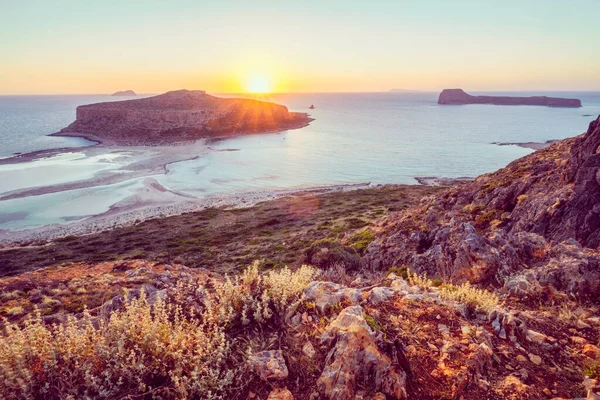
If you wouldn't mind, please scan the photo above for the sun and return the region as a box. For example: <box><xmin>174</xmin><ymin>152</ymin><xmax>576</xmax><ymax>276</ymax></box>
<box><xmin>246</xmin><ymin>74</ymin><xmax>272</xmax><ymax>93</ymax></box>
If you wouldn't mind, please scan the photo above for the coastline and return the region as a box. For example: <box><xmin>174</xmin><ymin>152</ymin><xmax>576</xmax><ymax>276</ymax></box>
<box><xmin>0</xmin><ymin>181</ymin><xmax>372</xmax><ymax>247</ymax></box>
<box><xmin>491</xmin><ymin>139</ymin><xmax>559</xmax><ymax>150</ymax></box>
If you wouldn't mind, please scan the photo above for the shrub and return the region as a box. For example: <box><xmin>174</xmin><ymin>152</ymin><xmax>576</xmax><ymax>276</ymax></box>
<box><xmin>347</xmin><ymin>229</ymin><xmax>376</xmax><ymax>255</ymax></box>
<box><xmin>0</xmin><ymin>262</ymin><xmax>319</xmax><ymax>399</ymax></box>
<box><xmin>584</xmin><ymin>356</ymin><xmax>600</xmax><ymax>379</ymax></box>
<box><xmin>213</xmin><ymin>261</ymin><xmax>317</xmax><ymax>326</ymax></box>
<box><xmin>407</xmin><ymin>270</ymin><xmax>434</xmax><ymax>288</ymax></box>
<box><xmin>439</xmin><ymin>282</ymin><xmax>500</xmax><ymax>314</ymax></box>
<box><xmin>0</xmin><ymin>293</ymin><xmax>232</xmax><ymax>399</ymax></box>
<box><xmin>406</xmin><ymin>271</ymin><xmax>499</xmax><ymax>314</ymax></box>
<box><xmin>304</xmin><ymin>239</ymin><xmax>361</xmax><ymax>271</ymax></box>
<box><xmin>474</xmin><ymin>209</ymin><xmax>498</xmax><ymax>229</ymax></box>
<box><xmin>5</xmin><ymin>306</ymin><xmax>24</xmax><ymax>317</ymax></box>
<box><xmin>517</xmin><ymin>194</ymin><xmax>529</xmax><ymax>205</ymax></box>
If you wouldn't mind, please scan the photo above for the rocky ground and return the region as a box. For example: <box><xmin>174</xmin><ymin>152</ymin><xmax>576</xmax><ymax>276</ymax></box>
<box><xmin>0</xmin><ymin>117</ymin><xmax>599</xmax><ymax>399</ymax></box>
<box><xmin>1</xmin><ymin>259</ymin><xmax>598</xmax><ymax>399</ymax></box>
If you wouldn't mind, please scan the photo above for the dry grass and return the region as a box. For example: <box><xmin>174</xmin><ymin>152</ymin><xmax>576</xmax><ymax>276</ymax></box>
<box><xmin>407</xmin><ymin>270</ymin><xmax>500</xmax><ymax>313</ymax></box>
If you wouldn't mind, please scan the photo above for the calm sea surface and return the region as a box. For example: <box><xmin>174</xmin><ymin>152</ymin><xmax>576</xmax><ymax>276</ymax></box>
<box><xmin>1</xmin><ymin>92</ymin><xmax>599</xmax><ymax>230</ymax></box>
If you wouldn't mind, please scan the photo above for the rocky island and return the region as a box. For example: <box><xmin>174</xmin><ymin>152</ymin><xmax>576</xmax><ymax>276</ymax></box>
<box><xmin>55</xmin><ymin>90</ymin><xmax>312</xmax><ymax>145</ymax></box>
<box><xmin>438</xmin><ymin>88</ymin><xmax>582</xmax><ymax>107</ymax></box>
<box><xmin>111</xmin><ymin>90</ymin><xmax>137</xmax><ymax>96</ymax></box>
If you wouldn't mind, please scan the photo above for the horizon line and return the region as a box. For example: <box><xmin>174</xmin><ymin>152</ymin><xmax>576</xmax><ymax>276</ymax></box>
<box><xmin>2</xmin><ymin>89</ymin><xmax>600</xmax><ymax>96</ymax></box>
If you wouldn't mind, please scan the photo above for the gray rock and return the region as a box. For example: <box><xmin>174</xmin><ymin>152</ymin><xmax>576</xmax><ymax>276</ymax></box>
<box><xmin>249</xmin><ymin>350</ymin><xmax>289</xmax><ymax>381</ymax></box>
<box><xmin>304</xmin><ymin>281</ymin><xmax>362</xmax><ymax>313</ymax></box>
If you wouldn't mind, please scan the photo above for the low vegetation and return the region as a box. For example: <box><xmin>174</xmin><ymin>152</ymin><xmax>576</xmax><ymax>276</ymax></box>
<box><xmin>407</xmin><ymin>270</ymin><xmax>500</xmax><ymax>313</ymax></box>
<box><xmin>0</xmin><ymin>185</ymin><xmax>442</xmax><ymax>277</ymax></box>
<box><xmin>0</xmin><ymin>263</ymin><xmax>317</xmax><ymax>399</ymax></box>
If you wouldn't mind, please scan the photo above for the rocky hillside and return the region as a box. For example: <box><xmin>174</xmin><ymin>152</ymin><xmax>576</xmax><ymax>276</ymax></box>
<box><xmin>366</xmin><ymin>115</ymin><xmax>600</xmax><ymax>301</ymax></box>
<box><xmin>1</xmin><ymin>258</ymin><xmax>598</xmax><ymax>399</ymax></box>
<box><xmin>55</xmin><ymin>90</ymin><xmax>312</xmax><ymax>145</ymax></box>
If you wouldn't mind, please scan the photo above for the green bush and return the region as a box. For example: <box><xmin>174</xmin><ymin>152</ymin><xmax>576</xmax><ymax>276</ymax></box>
<box><xmin>304</xmin><ymin>239</ymin><xmax>361</xmax><ymax>271</ymax></box>
<box><xmin>347</xmin><ymin>229</ymin><xmax>376</xmax><ymax>255</ymax></box>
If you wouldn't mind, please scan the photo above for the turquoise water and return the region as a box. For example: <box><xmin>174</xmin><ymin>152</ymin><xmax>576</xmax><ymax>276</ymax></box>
<box><xmin>0</xmin><ymin>92</ymin><xmax>599</xmax><ymax>230</ymax></box>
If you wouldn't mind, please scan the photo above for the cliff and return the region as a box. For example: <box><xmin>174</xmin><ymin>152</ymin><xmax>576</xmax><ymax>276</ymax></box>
<box><xmin>56</xmin><ymin>90</ymin><xmax>312</xmax><ymax>145</ymax></box>
<box><xmin>438</xmin><ymin>88</ymin><xmax>582</xmax><ymax>107</ymax></box>
<box><xmin>112</xmin><ymin>90</ymin><xmax>137</xmax><ymax>96</ymax></box>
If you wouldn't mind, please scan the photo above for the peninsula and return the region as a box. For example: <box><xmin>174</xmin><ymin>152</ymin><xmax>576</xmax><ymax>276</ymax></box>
<box><xmin>111</xmin><ymin>90</ymin><xmax>137</xmax><ymax>96</ymax></box>
<box><xmin>55</xmin><ymin>90</ymin><xmax>312</xmax><ymax>145</ymax></box>
<box><xmin>438</xmin><ymin>88</ymin><xmax>582</xmax><ymax>107</ymax></box>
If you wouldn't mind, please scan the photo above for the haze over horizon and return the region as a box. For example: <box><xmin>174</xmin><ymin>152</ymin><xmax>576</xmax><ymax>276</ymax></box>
<box><xmin>1</xmin><ymin>0</ymin><xmax>599</xmax><ymax>95</ymax></box>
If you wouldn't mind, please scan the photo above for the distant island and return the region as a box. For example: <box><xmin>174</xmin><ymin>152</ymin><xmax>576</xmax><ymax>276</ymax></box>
<box><xmin>112</xmin><ymin>90</ymin><xmax>137</xmax><ymax>96</ymax></box>
<box><xmin>438</xmin><ymin>88</ymin><xmax>581</xmax><ymax>108</ymax></box>
<box><xmin>54</xmin><ymin>90</ymin><xmax>312</xmax><ymax>145</ymax></box>
<box><xmin>389</xmin><ymin>89</ymin><xmax>421</xmax><ymax>93</ymax></box>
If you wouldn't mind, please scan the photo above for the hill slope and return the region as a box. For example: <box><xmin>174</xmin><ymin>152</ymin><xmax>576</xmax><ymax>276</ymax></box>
<box><xmin>366</xmin><ymin>115</ymin><xmax>600</xmax><ymax>301</ymax></box>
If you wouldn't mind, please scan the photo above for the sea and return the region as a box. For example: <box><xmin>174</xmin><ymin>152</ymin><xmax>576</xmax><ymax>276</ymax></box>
<box><xmin>1</xmin><ymin>92</ymin><xmax>599</xmax><ymax>231</ymax></box>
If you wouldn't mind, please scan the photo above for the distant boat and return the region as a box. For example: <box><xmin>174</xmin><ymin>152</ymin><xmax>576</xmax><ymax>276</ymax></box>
<box><xmin>309</xmin><ymin>104</ymin><xmax>315</xmax><ymax>109</ymax></box>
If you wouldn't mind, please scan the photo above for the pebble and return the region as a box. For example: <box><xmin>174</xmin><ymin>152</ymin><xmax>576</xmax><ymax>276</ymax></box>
<box><xmin>528</xmin><ymin>353</ymin><xmax>542</xmax><ymax>365</ymax></box>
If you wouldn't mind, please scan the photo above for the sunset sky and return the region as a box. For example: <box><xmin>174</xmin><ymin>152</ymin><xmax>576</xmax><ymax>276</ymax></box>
<box><xmin>1</xmin><ymin>0</ymin><xmax>599</xmax><ymax>94</ymax></box>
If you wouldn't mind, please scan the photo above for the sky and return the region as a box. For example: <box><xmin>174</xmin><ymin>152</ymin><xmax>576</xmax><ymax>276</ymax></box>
<box><xmin>1</xmin><ymin>0</ymin><xmax>599</xmax><ymax>94</ymax></box>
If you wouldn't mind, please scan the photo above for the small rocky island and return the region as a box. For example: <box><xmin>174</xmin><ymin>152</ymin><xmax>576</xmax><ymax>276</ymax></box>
<box><xmin>56</xmin><ymin>90</ymin><xmax>312</xmax><ymax>145</ymax></box>
<box><xmin>111</xmin><ymin>90</ymin><xmax>137</xmax><ymax>96</ymax></box>
<box><xmin>438</xmin><ymin>88</ymin><xmax>581</xmax><ymax>107</ymax></box>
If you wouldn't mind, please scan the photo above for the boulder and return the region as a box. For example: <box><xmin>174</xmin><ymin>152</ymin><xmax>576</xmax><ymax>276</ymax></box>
<box><xmin>267</xmin><ymin>388</ymin><xmax>294</xmax><ymax>400</ymax></box>
<box><xmin>249</xmin><ymin>350</ymin><xmax>289</xmax><ymax>381</ymax></box>
<box><xmin>367</xmin><ymin>287</ymin><xmax>396</xmax><ymax>305</ymax></box>
<box><xmin>317</xmin><ymin>305</ymin><xmax>407</xmax><ymax>399</ymax></box>
<box><xmin>304</xmin><ymin>281</ymin><xmax>362</xmax><ymax>313</ymax></box>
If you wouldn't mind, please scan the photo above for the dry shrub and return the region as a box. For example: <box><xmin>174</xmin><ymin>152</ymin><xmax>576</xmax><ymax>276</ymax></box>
<box><xmin>0</xmin><ymin>291</ymin><xmax>231</xmax><ymax>399</ymax></box>
<box><xmin>213</xmin><ymin>261</ymin><xmax>317</xmax><ymax>326</ymax></box>
<box><xmin>407</xmin><ymin>270</ymin><xmax>499</xmax><ymax>314</ymax></box>
<box><xmin>0</xmin><ymin>262</ymin><xmax>319</xmax><ymax>399</ymax></box>
<box><xmin>439</xmin><ymin>282</ymin><xmax>500</xmax><ymax>314</ymax></box>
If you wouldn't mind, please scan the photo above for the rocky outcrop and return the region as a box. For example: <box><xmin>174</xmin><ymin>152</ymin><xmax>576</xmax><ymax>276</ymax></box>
<box><xmin>366</xmin><ymin>115</ymin><xmax>600</xmax><ymax>300</ymax></box>
<box><xmin>438</xmin><ymin>89</ymin><xmax>582</xmax><ymax>108</ymax></box>
<box><xmin>111</xmin><ymin>90</ymin><xmax>136</xmax><ymax>96</ymax></box>
<box><xmin>55</xmin><ymin>90</ymin><xmax>312</xmax><ymax>145</ymax></box>
<box><xmin>304</xmin><ymin>281</ymin><xmax>362</xmax><ymax>313</ymax></box>
<box><xmin>318</xmin><ymin>305</ymin><xmax>407</xmax><ymax>399</ymax></box>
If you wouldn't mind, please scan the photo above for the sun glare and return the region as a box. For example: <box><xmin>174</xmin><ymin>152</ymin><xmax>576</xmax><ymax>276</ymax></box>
<box><xmin>246</xmin><ymin>75</ymin><xmax>272</xmax><ymax>93</ymax></box>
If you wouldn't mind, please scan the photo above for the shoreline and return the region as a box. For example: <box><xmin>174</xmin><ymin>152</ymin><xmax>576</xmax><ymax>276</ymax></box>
<box><xmin>0</xmin><ymin>181</ymin><xmax>373</xmax><ymax>247</ymax></box>
<box><xmin>491</xmin><ymin>139</ymin><xmax>559</xmax><ymax>150</ymax></box>
<box><xmin>414</xmin><ymin>176</ymin><xmax>474</xmax><ymax>186</ymax></box>
<box><xmin>0</xmin><ymin>141</ymin><xmax>211</xmax><ymax>201</ymax></box>
<box><xmin>2</xmin><ymin>113</ymin><xmax>314</xmax><ymax>165</ymax></box>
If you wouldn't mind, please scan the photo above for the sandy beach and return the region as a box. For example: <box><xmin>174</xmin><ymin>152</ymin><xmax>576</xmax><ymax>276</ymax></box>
<box><xmin>0</xmin><ymin>131</ymin><xmax>380</xmax><ymax>246</ymax></box>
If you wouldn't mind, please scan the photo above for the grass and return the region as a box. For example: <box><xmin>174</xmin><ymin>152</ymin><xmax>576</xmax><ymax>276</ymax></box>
<box><xmin>584</xmin><ymin>357</ymin><xmax>600</xmax><ymax>379</ymax></box>
<box><xmin>407</xmin><ymin>270</ymin><xmax>500</xmax><ymax>314</ymax></box>
<box><xmin>347</xmin><ymin>229</ymin><xmax>376</xmax><ymax>255</ymax></box>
